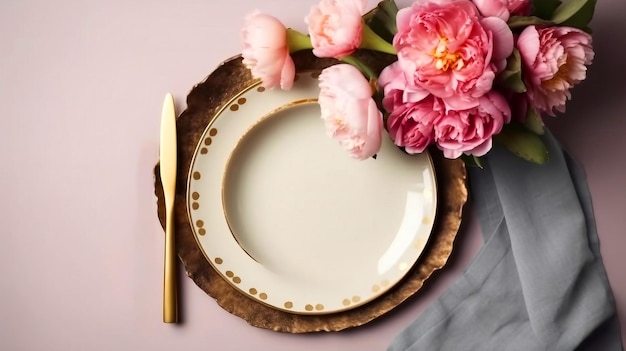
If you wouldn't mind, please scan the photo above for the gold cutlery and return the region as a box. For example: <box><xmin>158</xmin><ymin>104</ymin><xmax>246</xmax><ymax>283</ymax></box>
<box><xmin>160</xmin><ymin>93</ymin><xmax>178</xmax><ymax>323</ymax></box>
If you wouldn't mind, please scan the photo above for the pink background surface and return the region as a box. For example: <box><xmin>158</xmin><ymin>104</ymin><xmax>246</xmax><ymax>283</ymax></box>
<box><xmin>1</xmin><ymin>0</ymin><xmax>624</xmax><ymax>350</ymax></box>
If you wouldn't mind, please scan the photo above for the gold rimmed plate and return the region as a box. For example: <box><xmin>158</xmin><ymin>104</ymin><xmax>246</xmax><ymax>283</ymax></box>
<box><xmin>154</xmin><ymin>51</ymin><xmax>467</xmax><ymax>331</ymax></box>
<box><xmin>187</xmin><ymin>71</ymin><xmax>438</xmax><ymax>314</ymax></box>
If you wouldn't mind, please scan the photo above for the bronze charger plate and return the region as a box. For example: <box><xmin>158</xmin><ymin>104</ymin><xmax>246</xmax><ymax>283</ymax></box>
<box><xmin>153</xmin><ymin>50</ymin><xmax>468</xmax><ymax>332</ymax></box>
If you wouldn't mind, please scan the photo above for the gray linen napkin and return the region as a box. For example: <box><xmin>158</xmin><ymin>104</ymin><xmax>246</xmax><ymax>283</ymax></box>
<box><xmin>388</xmin><ymin>132</ymin><xmax>622</xmax><ymax>350</ymax></box>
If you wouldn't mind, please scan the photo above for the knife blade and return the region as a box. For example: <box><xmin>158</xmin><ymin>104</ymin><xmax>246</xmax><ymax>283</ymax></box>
<box><xmin>160</xmin><ymin>93</ymin><xmax>178</xmax><ymax>323</ymax></box>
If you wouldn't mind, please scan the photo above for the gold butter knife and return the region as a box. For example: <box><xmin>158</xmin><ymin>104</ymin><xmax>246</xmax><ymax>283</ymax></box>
<box><xmin>160</xmin><ymin>93</ymin><xmax>178</xmax><ymax>323</ymax></box>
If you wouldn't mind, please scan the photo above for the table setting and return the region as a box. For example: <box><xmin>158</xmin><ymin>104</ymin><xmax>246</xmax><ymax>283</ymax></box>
<box><xmin>1</xmin><ymin>0</ymin><xmax>625</xmax><ymax>350</ymax></box>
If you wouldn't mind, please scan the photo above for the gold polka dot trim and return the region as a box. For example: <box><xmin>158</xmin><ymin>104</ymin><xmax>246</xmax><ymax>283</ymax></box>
<box><xmin>237</xmin><ymin>98</ymin><xmax>247</xmax><ymax>105</ymax></box>
<box><xmin>381</xmin><ymin>280</ymin><xmax>390</xmax><ymax>287</ymax></box>
<box><xmin>229</xmin><ymin>104</ymin><xmax>239</xmax><ymax>111</ymax></box>
<box><xmin>315</xmin><ymin>304</ymin><xmax>324</xmax><ymax>311</ymax></box>
<box><xmin>305</xmin><ymin>304</ymin><xmax>314</xmax><ymax>311</ymax></box>
<box><xmin>284</xmin><ymin>301</ymin><xmax>293</xmax><ymax>309</ymax></box>
<box><xmin>214</xmin><ymin>257</ymin><xmax>223</xmax><ymax>264</ymax></box>
<box><xmin>204</xmin><ymin>138</ymin><xmax>212</xmax><ymax>146</ymax></box>
<box><xmin>259</xmin><ymin>293</ymin><xmax>268</xmax><ymax>300</ymax></box>
<box><xmin>209</xmin><ymin>128</ymin><xmax>218</xmax><ymax>136</ymax></box>
<box><xmin>196</xmin><ymin>220</ymin><xmax>204</xmax><ymax>227</ymax></box>
<box><xmin>198</xmin><ymin>228</ymin><xmax>206</xmax><ymax>236</ymax></box>
<box><xmin>225</xmin><ymin>271</ymin><xmax>234</xmax><ymax>278</ymax></box>
<box><xmin>191</xmin><ymin>202</ymin><xmax>199</xmax><ymax>210</ymax></box>
<box><xmin>200</xmin><ymin>148</ymin><xmax>208</xmax><ymax>154</ymax></box>
<box><xmin>232</xmin><ymin>276</ymin><xmax>241</xmax><ymax>284</ymax></box>
<box><xmin>193</xmin><ymin>172</ymin><xmax>201</xmax><ymax>180</ymax></box>
<box><xmin>249</xmin><ymin>288</ymin><xmax>257</xmax><ymax>295</ymax></box>
<box><xmin>372</xmin><ymin>284</ymin><xmax>381</xmax><ymax>293</ymax></box>
<box><xmin>414</xmin><ymin>238</ymin><xmax>426</xmax><ymax>250</ymax></box>
<box><xmin>257</xmin><ymin>86</ymin><xmax>265</xmax><ymax>92</ymax></box>
<box><xmin>352</xmin><ymin>296</ymin><xmax>361</xmax><ymax>303</ymax></box>
<box><xmin>342</xmin><ymin>298</ymin><xmax>351</xmax><ymax>306</ymax></box>
<box><xmin>191</xmin><ymin>192</ymin><xmax>200</xmax><ymax>200</ymax></box>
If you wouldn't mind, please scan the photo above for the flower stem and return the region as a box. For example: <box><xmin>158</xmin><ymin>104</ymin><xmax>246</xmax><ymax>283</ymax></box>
<box><xmin>286</xmin><ymin>28</ymin><xmax>313</xmax><ymax>53</ymax></box>
<box><xmin>341</xmin><ymin>55</ymin><xmax>377</xmax><ymax>81</ymax></box>
<box><xmin>359</xmin><ymin>23</ymin><xmax>396</xmax><ymax>55</ymax></box>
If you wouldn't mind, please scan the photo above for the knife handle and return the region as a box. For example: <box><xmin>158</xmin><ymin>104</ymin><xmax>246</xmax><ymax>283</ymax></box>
<box><xmin>163</xmin><ymin>206</ymin><xmax>178</xmax><ymax>323</ymax></box>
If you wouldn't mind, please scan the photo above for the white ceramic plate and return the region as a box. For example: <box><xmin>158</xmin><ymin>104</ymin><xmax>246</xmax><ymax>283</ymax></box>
<box><xmin>187</xmin><ymin>72</ymin><xmax>438</xmax><ymax>314</ymax></box>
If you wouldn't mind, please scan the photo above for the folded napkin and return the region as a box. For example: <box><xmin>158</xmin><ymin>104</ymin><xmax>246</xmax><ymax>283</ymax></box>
<box><xmin>388</xmin><ymin>132</ymin><xmax>622</xmax><ymax>350</ymax></box>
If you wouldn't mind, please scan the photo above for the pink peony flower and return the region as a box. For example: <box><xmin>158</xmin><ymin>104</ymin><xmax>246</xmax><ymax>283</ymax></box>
<box><xmin>393</xmin><ymin>0</ymin><xmax>513</xmax><ymax>110</ymax></box>
<box><xmin>434</xmin><ymin>91</ymin><xmax>511</xmax><ymax>158</ymax></box>
<box><xmin>305</xmin><ymin>0</ymin><xmax>367</xmax><ymax>59</ymax></box>
<box><xmin>242</xmin><ymin>11</ymin><xmax>295</xmax><ymax>90</ymax></box>
<box><xmin>385</xmin><ymin>92</ymin><xmax>441</xmax><ymax>154</ymax></box>
<box><xmin>517</xmin><ymin>25</ymin><xmax>594</xmax><ymax>116</ymax></box>
<box><xmin>472</xmin><ymin>0</ymin><xmax>531</xmax><ymax>21</ymax></box>
<box><xmin>378</xmin><ymin>62</ymin><xmax>435</xmax><ymax>154</ymax></box>
<box><xmin>378</xmin><ymin>62</ymin><xmax>430</xmax><ymax>104</ymax></box>
<box><xmin>318</xmin><ymin>64</ymin><xmax>383</xmax><ymax>160</ymax></box>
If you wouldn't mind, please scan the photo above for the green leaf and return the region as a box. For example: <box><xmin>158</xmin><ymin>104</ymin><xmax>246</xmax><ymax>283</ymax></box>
<box><xmin>498</xmin><ymin>48</ymin><xmax>527</xmax><ymax>93</ymax></box>
<box><xmin>523</xmin><ymin>106</ymin><xmax>545</xmax><ymax>135</ymax></box>
<box><xmin>552</xmin><ymin>0</ymin><xmax>593</xmax><ymax>24</ymax></box>
<box><xmin>461</xmin><ymin>155</ymin><xmax>483</xmax><ymax>168</ymax></box>
<box><xmin>505</xmin><ymin>48</ymin><xmax>522</xmax><ymax>71</ymax></box>
<box><xmin>495</xmin><ymin>124</ymin><xmax>549</xmax><ymax>164</ymax></box>
<box><xmin>365</xmin><ymin>0</ymin><xmax>399</xmax><ymax>43</ymax></box>
<box><xmin>366</xmin><ymin>16</ymin><xmax>395</xmax><ymax>43</ymax></box>
<box><xmin>501</xmin><ymin>74</ymin><xmax>527</xmax><ymax>93</ymax></box>
<box><xmin>532</xmin><ymin>0</ymin><xmax>561</xmax><ymax>19</ymax></box>
<box><xmin>378</xmin><ymin>0</ymin><xmax>399</xmax><ymax>20</ymax></box>
<box><xmin>560</xmin><ymin>0</ymin><xmax>596</xmax><ymax>29</ymax></box>
<box><xmin>507</xmin><ymin>16</ymin><xmax>555</xmax><ymax>29</ymax></box>
<box><xmin>498</xmin><ymin>70</ymin><xmax>517</xmax><ymax>82</ymax></box>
